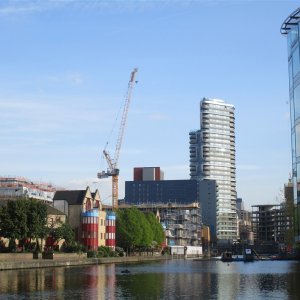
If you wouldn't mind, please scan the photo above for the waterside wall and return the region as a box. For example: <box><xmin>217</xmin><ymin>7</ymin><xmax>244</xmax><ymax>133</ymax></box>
<box><xmin>0</xmin><ymin>253</ymin><xmax>171</xmax><ymax>271</ymax></box>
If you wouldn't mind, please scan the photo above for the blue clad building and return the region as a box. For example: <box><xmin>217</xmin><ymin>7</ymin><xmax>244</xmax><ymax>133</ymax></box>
<box><xmin>125</xmin><ymin>179</ymin><xmax>198</xmax><ymax>205</ymax></box>
<box><xmin>281</xmin><ymin>7</ymin><xmax>300</xmax><ymax>242</ymax></box>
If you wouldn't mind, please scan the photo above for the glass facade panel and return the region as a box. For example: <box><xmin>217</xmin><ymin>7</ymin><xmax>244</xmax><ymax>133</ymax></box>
<box><xmin>295</xmin><ymin>124</ymin><xmax>300</xmax><ymax>157</ymax></box>
<box><xmin>294</xmin><ymin>84</ymin><xmax>300</xmax><ymax>119</ymax></box>
<box><xmin>297</xmin><ymin>164</ymin><xmax>300</xmax><ymax>200</ymax></box>
<box><xmin>292</xmin><ymin>131</ymin><xmax>296</xmax><ymax>164</ymax></box>
<box><xmin>289</xmin><ymin>60</ymin><xmax>293</xmax><ymax>89</ymax></box>
<box><xmin>292</xmin><ymin>46</ymin><xmax>300</xmax><ymax>77</ymax></box>
<box><xmin>296</xmin><ymin>205</ymin><xmax>300</xmax><ymax>241</ymax></box>
<box><xmin>290</xmin><ymin>94</ymin><xmax>295</xmax><ymax>125</ymax></box>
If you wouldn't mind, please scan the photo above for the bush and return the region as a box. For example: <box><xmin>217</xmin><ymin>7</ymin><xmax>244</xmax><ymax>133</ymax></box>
<box><xmin>87</xmin><ymin>251</ymin><xmax>97</xmax><ymax>258</ymax></box>
<box><xmin>97</xmin><ymin>246</ymin><xmax>111</xmax><ymax>257</ymax></box>
<box><xmin>115</xmin><ymin>247</ymin><xmax>125</xmax><ymax>257</ymax></box>
<box><xmin>62</xmin><ymin>242</ymin><xmax>86</xmax><ymax>253</ymax></box>
<box><xmin>0</xmin><ymin>240</ymin><xmax>9</xmax><ymax>253</ymax></box>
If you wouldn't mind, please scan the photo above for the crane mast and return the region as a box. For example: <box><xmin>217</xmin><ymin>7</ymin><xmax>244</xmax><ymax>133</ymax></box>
<box><xmin>97</xmin><ymin>68</ymin><xmax>138</xmax><ymax>209</ymax></box>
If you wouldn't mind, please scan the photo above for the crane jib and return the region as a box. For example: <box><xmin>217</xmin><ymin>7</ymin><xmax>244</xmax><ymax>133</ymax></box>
<box><xmin>97</xmin><ymin>68</ymin><xmax>138</xmax><ymax>209</ymax></box>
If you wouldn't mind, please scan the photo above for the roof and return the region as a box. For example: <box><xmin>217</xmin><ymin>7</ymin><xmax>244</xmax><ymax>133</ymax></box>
<box><xmin>281</xmin><ymin>7</ymin><xmax>300</xmax><ymax>35</ymax></box>
<box><xmin>46</xmin><ymin>205</ymin><xmax>66</xmax><ymax>216</ymax></box>
<box><xmin>53</xmin><ymin>190</ymin><xmax>86</xmax><ymax>205</ymax></box>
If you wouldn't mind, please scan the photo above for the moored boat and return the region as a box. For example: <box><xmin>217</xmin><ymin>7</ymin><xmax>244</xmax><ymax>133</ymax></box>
<box><xmin>221</xmin><ymin>251</ymin><xmax>233</xmax><ymax>262</ymax></box>
<box><xmin>243</xmin><ymin>248</ymin><xmax>254</xmax><ymax>262</ymax></box>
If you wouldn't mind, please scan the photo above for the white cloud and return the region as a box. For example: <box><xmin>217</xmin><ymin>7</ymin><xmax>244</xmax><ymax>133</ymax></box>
<box><xmin>0</xmin><ymin>97</ymin><xmax>107</xmax><ymax>135</ymax></box>
<box><xmin>0</xmin><ymin>2</ymin><xmax>43</xmax><ymax>16</ymax></box>
<box><xmin>47</xmin><ymin>72</ymin><xmax>84</xmax><ymax>85</ymax></box>
<box><xmin>0</xmin><ymin>1</ymin><xmax>79</xmax><ymax>16</ymax></box>
<box><xmin>0</xmin><ymin>0</ymin><xmax>239</xmax><ymax>17</ymax></box>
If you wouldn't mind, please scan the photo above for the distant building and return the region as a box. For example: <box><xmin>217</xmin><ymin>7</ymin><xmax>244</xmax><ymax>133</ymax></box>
<box><xmin>45</xmin><ymin>205</ymin><xmax>67</xmax><ymax>250</ymax></box>
<box><xmin>53</xmin><ymin>187</ymin><xmax>109</xmax><ymax>251</ymax></box>
<box><xmin>46</xmin><ymin>205</ymin><xmax>67</xmax><ymax>228</ymax></box>
<box><xmin>190</xmin><ymin>98</ymin><xmax>237</xmax><ymax>242</ymax></box>
<box><xmin>281</xmin><ymin>8</ymin><xmax>300</xmax><ymax>243</ymax></box>
<box><xmin>236</xmin><ymin>198</ymin><xmax>244</xmax><ymax>212</ymax></box>
<box><xmin>0</xmin><ymin>176</ymin><xmax>56</xmax><ymax>203</ymax></box>
<box><xmin>198</xmin><ymin>180</ymin><xmax>217</xmax><ymax>241</ymax></box>
<box><xmin>284</xmin><ymin>179</ymin><xmax>293</xmax><ymax>206</ymax></box>
<box><xmin>236</xmin><ymin>198</ymin><xmax>253</xmax><ymax>244</ymax></box>
<box><xmin>238</xmin><ymin>210</ymin><xmax>253</xmax><ymax>245</ymax></box>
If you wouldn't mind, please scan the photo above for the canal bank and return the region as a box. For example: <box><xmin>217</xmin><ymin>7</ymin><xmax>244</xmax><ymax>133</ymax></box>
<box><xmin>0</xmin><ymin>253</ymin><xmax>173</xmax><ymax>271</ymax></box>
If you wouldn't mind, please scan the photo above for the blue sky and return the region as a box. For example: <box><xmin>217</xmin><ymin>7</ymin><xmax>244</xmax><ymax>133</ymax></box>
<box><xmin>0</xmin><ymin>0</ymin><xmax>298</xmax><ymax>208</ymax></box>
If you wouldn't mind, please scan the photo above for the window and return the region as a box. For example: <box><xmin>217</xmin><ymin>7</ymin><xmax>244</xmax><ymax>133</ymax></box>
<box><xmin>86</xmin><ymin>199</ymin><xmax>92</xmax><ymax>211</ymax></box>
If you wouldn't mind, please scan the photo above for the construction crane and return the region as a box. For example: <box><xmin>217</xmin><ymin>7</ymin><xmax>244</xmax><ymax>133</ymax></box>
<box><xmin>97</xmin><ymin>68</ymin><xmax>138</xmax><ymax>209</ymax></box>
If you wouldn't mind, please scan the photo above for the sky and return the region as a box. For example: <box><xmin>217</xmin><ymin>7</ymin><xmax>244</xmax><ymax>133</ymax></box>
<box><xmin>0</xmin><ymin>0</ymin><xmax>298</xmax><ymax>209</ymax></box>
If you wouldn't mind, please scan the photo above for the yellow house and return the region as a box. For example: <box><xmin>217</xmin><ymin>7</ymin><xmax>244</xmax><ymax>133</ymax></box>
<box><xmin>53</xmin><ymin>187</ymin><xmax>106</xmax><ymax>250</ymax></box>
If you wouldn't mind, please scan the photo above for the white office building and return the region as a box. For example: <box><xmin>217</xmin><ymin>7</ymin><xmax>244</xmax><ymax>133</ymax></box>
<box><xmin>190</xmin><ymin>98</ymin><xmax>237</xmax><ymax>242</ymax></box>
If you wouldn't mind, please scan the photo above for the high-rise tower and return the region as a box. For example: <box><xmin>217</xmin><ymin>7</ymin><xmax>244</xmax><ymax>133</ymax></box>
<box><xmin>190</xmin><ymin>98</ymin><xmax>237</xmax><ymax>241</ymax></box>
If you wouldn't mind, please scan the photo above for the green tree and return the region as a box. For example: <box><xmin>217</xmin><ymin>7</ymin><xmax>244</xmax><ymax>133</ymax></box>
<box><xmin>0</xmin><ymin>200</ymin><xmax>28</xmax><ymax>250</ymax></box>
<box><xmin>27</xmin><ymin>199</ymin><xmax>48</xmax><ymax>251</ymax></box>
<box><xmin>50</xmin><ymin>222</ymin><xmax>75</xmax><ymax>246</ymax></box>
<box><xmin>116</xmin><ymin>207</ymin><xmax>153</xmax><ymax>252</ymax></box>
<box><xmin>137</xmin><ymin>209</ymin><xmax>153</xmax><ymax>248</ymax></box>
<box><xmin>144</xmin><ymin>212</ymin><xmax>165</xmax><ymax>246</ymax></box>
<box><xmin>0</xmin><ymin>198</ymin><xmax>48</xmax><ymax>252</ymax></box>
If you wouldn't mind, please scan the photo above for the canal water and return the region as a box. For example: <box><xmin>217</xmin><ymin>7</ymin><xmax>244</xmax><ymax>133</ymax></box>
<box><xmin>0</xmin><ymin>259</ymin><xmax>300</xmax><ymax>299</ymax></box>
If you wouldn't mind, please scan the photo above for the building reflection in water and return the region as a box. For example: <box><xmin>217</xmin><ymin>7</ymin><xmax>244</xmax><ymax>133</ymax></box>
<box><xmin>287</xmin><ymin>262</ymin><xmax>300</xmax><ymax>299</ymax></box>
<box><xmin>0</xmin><ymin>264</ymin><xmax>117</xmax><ymax>299</ymax></box>
<box><xmin>216</xmin><ymin>262</ymin><xmax>240</xmax><ymax>300</ymax></box>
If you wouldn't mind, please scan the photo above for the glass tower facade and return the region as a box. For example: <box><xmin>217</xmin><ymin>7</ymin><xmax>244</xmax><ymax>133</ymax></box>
<box><xmin>191</xmin><ymin>98</ymin><xmax>237</xmax><ymax>241</ymax></box>
<box><xmin>281</xmin><ymin>8</ymin><xmax>300</xmax><ymax>242</ymax></box>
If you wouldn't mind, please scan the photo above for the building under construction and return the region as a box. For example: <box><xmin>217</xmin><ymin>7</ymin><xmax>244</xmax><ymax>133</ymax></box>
<box><xmin>251</xmin><ymin>204</ymin><xmax>290</xmax><ymax>244</ymax></box>
<box><xmin>0</xmin><ymin>176</ymin><xmax>56</xmax><ymax>204</ymax></box>
<box><xmin>119</xmin><ymin>202</ymin><xmax>202</xmax><ymax>246</ymax></box>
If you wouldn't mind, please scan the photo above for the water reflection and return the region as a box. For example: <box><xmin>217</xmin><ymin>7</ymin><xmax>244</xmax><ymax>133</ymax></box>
<box><xmin>0</xmin><ymin>265</ymin><xmax>116</xmax><ymax>299</ymax></box>
<box><xmin>0</xmin><ymin>260</ymin><xmax>300</xmax><ymax>299</ymax></box>
<box><xmin>287</xmin><ymin>261</ymin><xmax>300</xmax><ymax>299</ymax></box>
